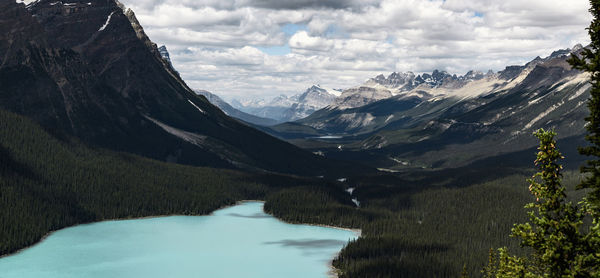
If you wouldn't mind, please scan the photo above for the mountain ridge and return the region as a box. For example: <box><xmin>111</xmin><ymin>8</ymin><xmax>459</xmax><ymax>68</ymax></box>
<box><xmin>261</xmin><ymin>44</ymin><xmax>589</xmax><ymax>170</ymax></box>
<box><xmin>0</xmin><ymin>0</ymin><xmax>366</xmax><ymax>176</ymax></box>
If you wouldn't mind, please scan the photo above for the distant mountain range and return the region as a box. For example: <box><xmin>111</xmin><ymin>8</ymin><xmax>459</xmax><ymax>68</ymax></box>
<box><xmin>262</xmin><ymin>44</ymin><xmax>589</xmax><ymax>170</ymax></box>
<box><xmin>196</xmin><ymin>90</ymin><xmax>279</xmax><ymax>126</ymax></box>
<box><xmin>220</xmin><ymin>67</ymin><xmax>499</xmax><ymax>124</ymax></box>
<box><xmin>332</xmin><ymin>69</ymin><xmax>496</xmax><ymax>109</ymax></box>
<box><xmin>0</xmin><ymin>0</ymin><xmax>363</xmax><ymax>176</ymax></box>
<box><xmin>230</xmin><ymin>85</ymin><xmax>342</xmax><ymax>123</ymax></box>
<box><xmin>154</xmin><ymin>46</ymin><xmax>278</xmax><ymax>126</ymax></box>
<box><xmin>152</xmin><ymin>36</ymin><xmax>588</xmax><ymax>172</ymax></box>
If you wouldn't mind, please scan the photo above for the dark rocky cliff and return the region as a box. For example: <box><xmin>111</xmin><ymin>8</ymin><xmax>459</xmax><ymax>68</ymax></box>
<box><xmin>0</xmin><ymin>0</ymin><xmax>363</xmax><ymax>176</ymax></box>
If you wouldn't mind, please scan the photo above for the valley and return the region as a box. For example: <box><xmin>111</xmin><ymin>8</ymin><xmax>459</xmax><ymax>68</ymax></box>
<box><xmin>0</xmin><ymin>0</ymin><xmax>597</xmax><ymax>277</ymax></box>
<box><xmin>253</xmin><ymin>46</ymin><xmax>590</xmax><ymax>172</ymax></box>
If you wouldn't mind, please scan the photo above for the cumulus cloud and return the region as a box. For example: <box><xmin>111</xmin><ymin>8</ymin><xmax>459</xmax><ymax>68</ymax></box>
<box><xmin>25</xmin><ymin>0</ymin><xmax>593</xmax><ymax>100</ymax></box>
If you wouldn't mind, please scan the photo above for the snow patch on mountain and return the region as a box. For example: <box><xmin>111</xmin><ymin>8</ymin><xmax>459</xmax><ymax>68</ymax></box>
<box><xmin>98</xmin><ymin>11</ymin><xmax>116</xmax><ymax>31</ymax></box>
<box><xmin>188</xmin><ymin>99</ymin><xmax>206</xmax><ymax>114</ymax></box>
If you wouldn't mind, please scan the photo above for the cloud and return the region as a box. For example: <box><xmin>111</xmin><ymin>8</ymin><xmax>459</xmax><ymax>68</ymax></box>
<box><xmin>240</xmin><ymin>0</ymin><xmax>380</xmax><ymax>10</ymax></box>
<box><xmin>23</xmin><ymin>0</ymin><xmax>592</xmax><ymax>101</ymax></box>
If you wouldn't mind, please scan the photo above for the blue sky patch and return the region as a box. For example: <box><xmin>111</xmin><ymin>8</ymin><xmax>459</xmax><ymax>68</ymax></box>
<box><xmin>257</xmin><ymin>45</ymin><xmax>292</xmax><ymax>55</ymax></box>
<box><xmin>281</xmin><ymin>23</ymin><xmax>308</xmax><ymax>35</ymax></box>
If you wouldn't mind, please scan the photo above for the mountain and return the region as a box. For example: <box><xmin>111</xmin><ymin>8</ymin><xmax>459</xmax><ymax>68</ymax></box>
<box><xmin>157</xmin><ymin>45</ymin><xmax>173</xmax><ymax>68</ymax></box>
<box><xmin>196</xmin><ymin>90</ymin><xmax>279</xmax><ymax>126</ymax></box>
<box><xmin>0</xmin><ymin>0</ymin><xmax>364</xmax><ymax>176</ymax></box>
<box><xmin>264</xmin><ymin>45</ymin><xmax>589</xmax><ymax>170</ymax></box>
<box><xmin>332</xmin><ymin>69</ymin><xmax>495</xmax><ymax>110</ymax></box>
<box><xmin>233</xmin><ymin>85</ymin><xmax>341</xmax><ymax>123</ymax></box>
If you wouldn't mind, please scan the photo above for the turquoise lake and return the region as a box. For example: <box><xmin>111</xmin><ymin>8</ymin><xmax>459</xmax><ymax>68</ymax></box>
<box><xmin>0</xmin><ymin>202</ymin><xmax>358</xmax><ymax>278</ymax></box>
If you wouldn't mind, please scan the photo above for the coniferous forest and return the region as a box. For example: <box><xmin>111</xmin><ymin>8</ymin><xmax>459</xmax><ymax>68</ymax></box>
<box><xmin>0</xmin><ymin>107</ymin><xmax>588</xmax><ymax>276</ymax></box>
<box><xmin>0</xmin><ymin>109</ymin><xmax>269</xmax><ymax>254</ymax></box>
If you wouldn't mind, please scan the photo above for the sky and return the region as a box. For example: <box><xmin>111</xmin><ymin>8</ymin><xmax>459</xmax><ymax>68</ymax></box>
<box><xmin>25</xmin><ymin>0</ymin><xmax>594</xmax><ymax>101</ymax></box>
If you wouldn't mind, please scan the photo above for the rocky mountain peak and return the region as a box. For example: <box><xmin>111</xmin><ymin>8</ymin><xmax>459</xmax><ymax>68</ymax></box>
<box><xmin>298</xmin><ymin>85</ymin><xmax>337</xmax><ymax>104</ymax></box>
<box><xmin>308</xmin><ymin>84</ymin><xmax>326</xmax><ymax>91</ymax></box>
<box><xmin>549</xmin><ymin>48</ymin><xmax>571</xmax><ymax>59</ymax></box>
<box><xmin>463</xmin><ymin>70</ymin><xmax>485</xmax><ymax>80</ymax></box>
<box><xmin>158</xmin><ymin>45</ymin><xmax>172</xmax><ymax>65</ymax></box>
<box><xmin>431</xmin><ymin>69</ymin><xmax>449</xmax><ymax>81</ymax></box>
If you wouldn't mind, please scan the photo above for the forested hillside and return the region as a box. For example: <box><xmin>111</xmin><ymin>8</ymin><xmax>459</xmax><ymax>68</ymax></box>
<box><xmin>266</xmin><ymin>170</ymin><xmax>585</xmax><ymax>277</ymax></box>
<box><xmin>3</xmin><ymin>107</ymin><xmax>585</xmax><ymax>277</ymax></box>
<box><xmin>0</xmin><ymin>109</ymin><xmax>267</xmax><ymax>254</ymax></box>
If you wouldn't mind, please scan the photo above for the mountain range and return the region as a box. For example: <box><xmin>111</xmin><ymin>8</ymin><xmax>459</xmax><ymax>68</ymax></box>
<box><xmin>221</xmin><ymin>68</ymin><xmax>497</xmax><ymax>124</ymax></box>
<box><xmin>262</xmin><ymin>44</ymin><xmax>589</xmax><ymax>170</ymax></box>
<box><xmin>196</xmin><ymin>90</ymin><xmax>279</xmax><ymax>126</ymax></box>
<box><xmin>0</xmin><ymin>1</ymin><xmax>595</xmax><ymax>277</ymax></box>
<box><xmin>0</xmin><ymin>0</ymin><xmax>362</xmax><ymax>176</ymax></box>
<box><xmin>230</xmin><ymin>85</ymin><xmax>342</xmax><ymax>123</ymax></box>
<box><xmin>332</xmin><ymin>68</ymin><xmax>496</xmax><ymax>109</ymax></box>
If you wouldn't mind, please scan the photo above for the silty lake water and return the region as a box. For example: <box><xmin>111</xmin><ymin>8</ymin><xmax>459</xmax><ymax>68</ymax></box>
<box><xmin>0</xmin><ymin>202</ymin><xmax>358</xmax><ymax>278</ymax></box>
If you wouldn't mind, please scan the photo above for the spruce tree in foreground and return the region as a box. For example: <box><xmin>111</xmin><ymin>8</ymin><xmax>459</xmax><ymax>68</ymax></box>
<box><xmin>485</xmin><ymin>1</ymin><xmax>600</xmax><ymax>276</ymax></box>
<box><xmin>569</xmin><ymin>0</ymin><xmax>600</xmax><ymax>210</ymax></box>
<box><xmin>484</xmin><ymin>130</ymin><xmax>598</xmax><ymax>277</ymax></box>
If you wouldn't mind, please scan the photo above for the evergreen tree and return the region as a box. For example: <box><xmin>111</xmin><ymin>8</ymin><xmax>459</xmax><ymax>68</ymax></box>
<box><xmin>485</xmin><ymin>129</ymin><xmax>599</xmax><ymax>277</ymax></box>
<box><xmin>568</xmin><ymin>0</ymin><xmax>600</xmax><ymax>209</ymax></box>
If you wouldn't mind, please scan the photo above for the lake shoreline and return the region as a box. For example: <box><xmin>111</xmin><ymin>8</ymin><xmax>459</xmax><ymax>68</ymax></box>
<box><xmin>1</xmin><ymin>199</ymin><xmax>361</xmax><ymax>278</ymax></box>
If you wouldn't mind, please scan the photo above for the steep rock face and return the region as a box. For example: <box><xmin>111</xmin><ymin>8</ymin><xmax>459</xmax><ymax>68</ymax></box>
<box><xmin>158</xmin><ymin>45</ymin><xmax>173</xmax><ymax>67</ymax></box>
<box><xmin>0</xmin><ymin>0</ymin><xmax>356</xmax><ymax>176</ymax></box>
